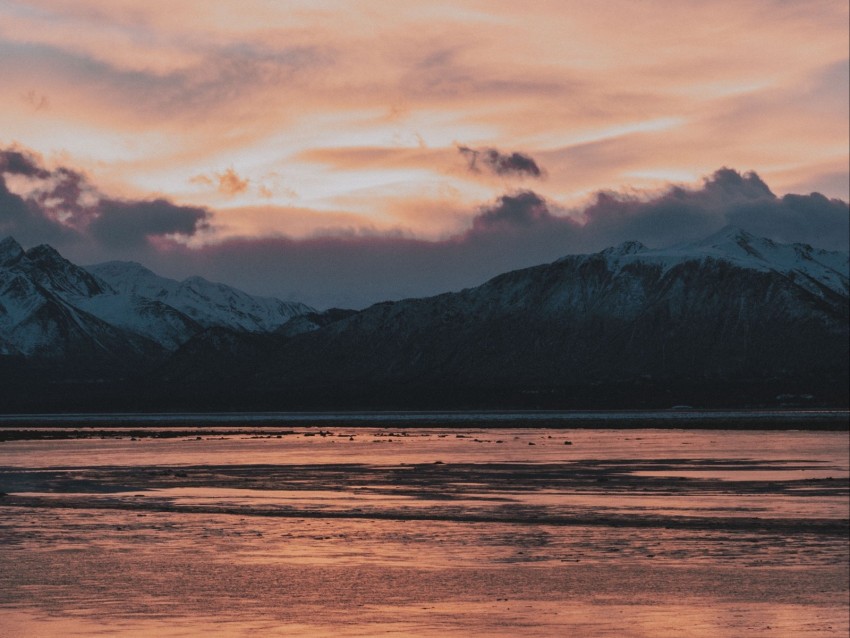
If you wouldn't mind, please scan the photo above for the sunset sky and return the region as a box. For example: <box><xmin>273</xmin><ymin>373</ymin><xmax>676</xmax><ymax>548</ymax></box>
<box><xmin>1</xmin><ymin>0</ymin><xmax>848</xmax><ymax>308</ymax></box>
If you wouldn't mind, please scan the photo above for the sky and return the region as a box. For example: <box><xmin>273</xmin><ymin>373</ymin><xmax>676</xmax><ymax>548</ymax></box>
<box><xmin>1</xmin><ymin>0</ymin><xmax>848</xmax><ymax>308</ymax></box>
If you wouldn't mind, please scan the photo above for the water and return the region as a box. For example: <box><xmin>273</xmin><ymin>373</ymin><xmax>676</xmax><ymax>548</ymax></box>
<box><xmin>1</xmin><ymin>421</ymin><xmax>847</xmax><ymax>637</ymax></box>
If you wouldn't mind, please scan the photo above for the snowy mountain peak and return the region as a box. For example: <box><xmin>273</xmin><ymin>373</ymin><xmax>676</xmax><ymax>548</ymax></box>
<box><xmin>708</xmin><ymin>224</ymin><xmax>754</xmax><ymax>241</ymax></box>
<box><xmin>668</xmin><ymin>225</ymin><xmax>750</xmax><ymax>252</ymax></box>
<box><xmin>684</xmin><ymin>225</ymin><xmax>765</xmax><ymax>253</ymax></box>
<box><xmin>592</xmin><ymin>226</ymin><xmax>849</xmax><ymax>300</ymax></box>
<box><xmin>0</xmin><ymin>236</ymin><xmax>24</xmax><ymax>267</ymax></box>
<box><xmin>674</xmin><ymin>225</ymin><xmax>785</xmax><ymax>264</ymax></box>
<box><xmin>87</xmin><ymin>259</ymin><xmax>315</xmax><ymax>333</ymax></box>
<box><xmin>19</xmin><ymin>243</ymin><xmax>108</xmax><ymax>297</ymax></box>
<box><xmin>91</xmin><ymin>260</ymin><xmax>158</xmax><ymax>279</ymax></box>
<box><xmin>25</xmin><ymin>243</ymin><xmax>63</xmax><ymax>262</ymax></box>
<box><xmin>602</xmin><ymin>240</ymin><xmax>647</xmax><ymax>257</ymax></box>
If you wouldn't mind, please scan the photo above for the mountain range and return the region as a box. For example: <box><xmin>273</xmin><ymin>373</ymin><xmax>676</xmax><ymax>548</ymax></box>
<box><xmin>0</xmin><ymin>236</ymin><xmax>312</xmax><ymax>360</ymax></box>
<box><xmin>1</xmin><ymin>227</ymin><xmax>847</xmax><ymax>411</ymax></box>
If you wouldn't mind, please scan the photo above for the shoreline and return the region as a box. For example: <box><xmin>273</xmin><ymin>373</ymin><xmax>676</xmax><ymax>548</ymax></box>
<box><xmin>0</xmin><ymin>409</ymin><xmax>847</xmax><ymax>440</ymax></box>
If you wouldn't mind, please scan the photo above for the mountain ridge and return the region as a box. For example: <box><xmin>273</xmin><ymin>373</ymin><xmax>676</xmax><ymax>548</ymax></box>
<box><xmin>1</xmin><ymin>228</ymin><xmax>847</xmax><ymax>411</ymax></box>
<box><xmin>85</xmin><ymin>260</ymin><xmax>314</xmax><ymax>333</ymax></box>
<box><xmin>0</xmin><ymin>236</ymin><xmax>313</xmax><ymax>357</ymax></box>
<box><xmin>157</xmin><ymin>226</ymin><xmax>848</xmax><ymax>410</ymax></box>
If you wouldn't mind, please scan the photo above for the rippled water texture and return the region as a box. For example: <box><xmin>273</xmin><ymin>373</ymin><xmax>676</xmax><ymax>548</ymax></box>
<box><xmin>1</xmin><ymin>422</ymin><xmax>848</xmax><ymax>637</ymax></box>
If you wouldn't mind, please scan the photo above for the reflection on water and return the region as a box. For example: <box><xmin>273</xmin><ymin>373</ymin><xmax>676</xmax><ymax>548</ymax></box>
<box><xmin>1</xmin><ymin>426</ymin><xmax>848</xmax><ymax>637</ymax></box>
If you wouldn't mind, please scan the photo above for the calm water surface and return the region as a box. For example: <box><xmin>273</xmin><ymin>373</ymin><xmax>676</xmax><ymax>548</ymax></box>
<box><xmin>1</xmin><ymin>422</ymin><xmax>847</xmax><ymax>637</ymax></box>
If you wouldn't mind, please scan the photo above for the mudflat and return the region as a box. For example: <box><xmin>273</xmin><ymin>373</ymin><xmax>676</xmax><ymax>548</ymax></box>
<box><xmin>1</xmin><ymin>423</ymin><xmax>847</xmax><ymax>637</ymax></box>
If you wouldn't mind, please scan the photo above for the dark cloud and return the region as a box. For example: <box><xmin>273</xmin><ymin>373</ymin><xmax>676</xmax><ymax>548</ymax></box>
<box><xmin>1</xmin><ymin>148</ymin><xmax>100</xmax><ymax>230</ymax></box>
<box><xmin>0</xmin><ymin>177</ymin><xmax>35</xmax><ymax>231</ymax></box>
<box><xmin>726</xmin><ymin>192</ymin><xmax>850</xmax><ymax>247</ymax></box>
<box><xmin>0</xmin><ymin>148</ymin><xmax>50</xmax><ymax>178</ymax></box>
<box><xmin>89</xmin><ymin>199</ymin><xmax>210</xmax><ymax>249</ymax></box>
<box><xmin>0</xmin><ymin>146</ymin><xmax>209</xmax><ymax>254</ymax></box>
<box><xmin>470</xmin><ymin>191</ymin><xmax>555</xmax><ymax>231</ymax></box>
<box><xmin>0</xmin><ymin>150</ymin><xmax>75</xmax><ymax>246</ymax></box>
<box><xmin>576</xmin><ymin>168</ymin><xmax>849</xmax><ymax>250</ymax></box>
<box><xmin>458</xmin><ymin>145</ymin><xmax>544</xmax><ymax>178</ymax></box>
<box><xmin>703</xmin><ymin>167</ymin><xmax>774</xmax><ymax>199</ymax></box>
<box><xmin>0</xmin><ymin>182</ymin><xmax>74</xmax><ymax>247</ymax></box>
<box><xmin>37</xmin><ymin>167</ymin><xmax>98</xmax><ymax>229</ymax></box>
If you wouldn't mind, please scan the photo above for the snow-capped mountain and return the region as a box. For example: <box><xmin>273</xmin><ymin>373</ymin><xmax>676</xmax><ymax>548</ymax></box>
<box><xmin>0</xmin><ymin>237</ymin><xmax>313</xmax><ymax>357</ymax></box>
<box><xmin>87</xmin><ymin>261</ymin><xmax>312</xmax><ymax>333</ymax></box>
<box><xmin>306</xmin><ymin>225</ymin><xmax>848</xmax><ymax>343</ymax></box>
<box><xmin>450</xmin><ymin>225</ymin><xmax>849</xmax><ymax>325</ymax></box>
<box><xmin>597</xmin><ymin>226</ymin><xmax>848</xmax><ymax>300</ymax></box>
<box><xmin>0</xmin><ymin>237</ymin><xmax>160</xmax><ymax>360</ymax></box>
<box><xmin>162</xmin><ymin>225</ymin><xmax>847</xmax><ymax>409</ymax></box>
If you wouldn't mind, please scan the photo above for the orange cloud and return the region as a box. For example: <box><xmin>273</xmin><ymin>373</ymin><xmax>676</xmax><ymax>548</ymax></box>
<box><xmin>189</xmin><ymin>174</ymin><xmax>214</xmax><ymax>186</ymax></box>
<box><xmin>215</xmin><ymin>168</ymin><xmax>249</xmax><ymax>197</ymax></box>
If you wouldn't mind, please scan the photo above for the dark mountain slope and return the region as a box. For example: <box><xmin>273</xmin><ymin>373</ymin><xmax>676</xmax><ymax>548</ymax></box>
<box><xmin>153</xmin><ymin>228</ymin><xmax>849</xmax><ymax>409</ymax></box>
